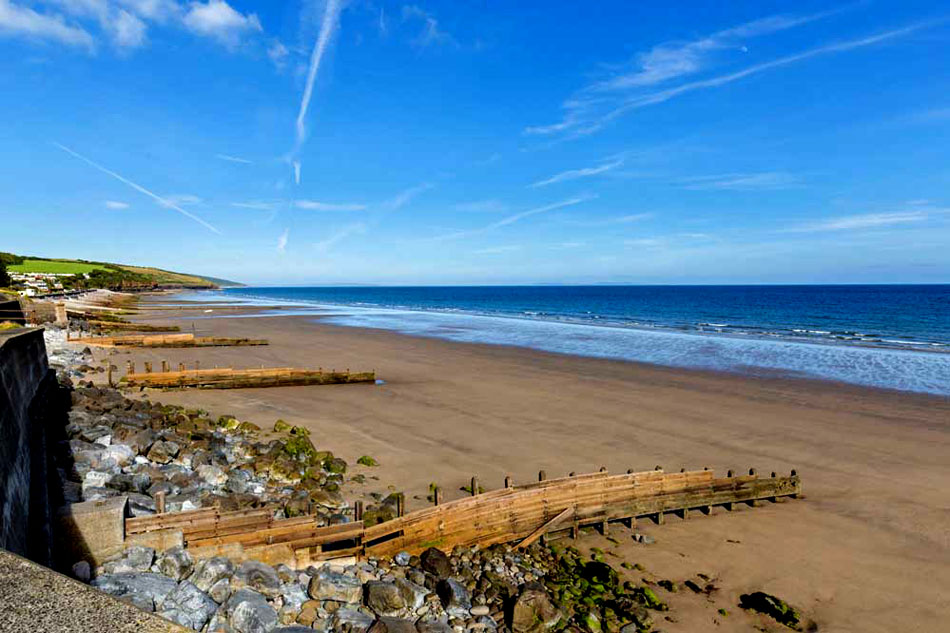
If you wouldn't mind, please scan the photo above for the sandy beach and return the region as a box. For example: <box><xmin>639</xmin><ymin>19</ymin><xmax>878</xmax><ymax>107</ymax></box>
<box><xmin>87</xmin><ymin>297</ymin><xmax>950</xmax><ymax>632</ymax></box>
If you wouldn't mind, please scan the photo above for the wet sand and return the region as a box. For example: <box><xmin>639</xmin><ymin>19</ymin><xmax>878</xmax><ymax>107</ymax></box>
<box><xmin>92</xmin><ymin>298</ymin><xmax>950</xmax><ymax>632</ymax></box>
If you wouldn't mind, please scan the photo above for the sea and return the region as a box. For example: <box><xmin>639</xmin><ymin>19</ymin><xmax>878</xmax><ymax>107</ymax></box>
<box><xmin>181</xmin><ymin>285</ymin><xmax>950</xmax><ymax>396</ymax></box>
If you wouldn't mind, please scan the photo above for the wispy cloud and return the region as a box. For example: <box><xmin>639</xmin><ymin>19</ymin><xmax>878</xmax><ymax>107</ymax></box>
<box><xmin>267</xmin><ymin>39</ymin><xmax>288</xmax><ymax>69</ymax></box>
<box><xmin>527</xmin><ymin>17</ymin><xmax>930</xmax><ymax>137</ymax></box>
<box><xmin>0</xmin><ymin>0</ymin><xmax>95</xmax><ymax>50</ymax></box>
<box><xmin>293</xmin><ymin>0</ymin><xmax>343</xmax><ymax>184</ymax></box>
<box><xmin>453</xmin><ymin>199</ymin><xmax>507</xmax><ymax>213</ymax></box>
<box><xmin>473</xmin><ymin>245</ymin><xmax>521</xmax><ymax>255</ymax></box>
<box><xmin>402</xmin><ymin>4</ymin><xmax>456</xmax><ymax>48</ymax></box>
<box><xmin>384</xmin><ymin>183</ymin><xmax>433</xmax><ymax>210</ymax></box>
<box><xmin>215</xmin><ymin>153</ymin><xmax>252</xmax><ymax>164</ymax></box>
<box><xmin>231</xmin><ymin>200</ymin><xmax>282</xmax><ymax>211</ymax></box>
<box><xmin>790</xmin><ymin>211</ymin><xmax>930</xmax><ymax>232</ymax></box>
<box><xmin>54</xmin><ymin>142</ymin><xmax>221</xmax><ymax>234</ymax></box>
<box><xmin>277</xmin><ymin>227</ymin><xmax>289</xmax><ymax>253</ymax></box>
<box><xmin>678</xmin><ymin>171</ymin><xmax>800</xmax><ymax>191</ymax></box>
<box><xmin>591</xmin><ymin>11</ymin><xmax>836</xmax><ymax>92</ymax></box>
<box><xmin>567</xmin><ymin>213</ymin><xmax>653</xmax><ymax>227</ymax></box>
<box><xmin>315</xmin><ymin>222</ymin><xmax>366</xmax><ymax>252</ymax></box>
<box><xmin>104</xmin><ymin>200</ymin><xmax>130</xmax><ymax>210</ymax></box>
<box><xmin>529</xmin><ymin>158</ymin><xmax>623</xmax><ymax>188</ymax></box>
<box><xmin>161</xmin><ymin>193</ymin><xmax>202</xmax><ymax>206</ymax></box>
<box><xmin>295</xmin><ymin>200</ymin><xmax>366</xmax><ymax>211</ymax></box>
<box><xmin>436</xmin><ymin>196</ymin><xmax>595</xmax><ymax>240</ymax></box>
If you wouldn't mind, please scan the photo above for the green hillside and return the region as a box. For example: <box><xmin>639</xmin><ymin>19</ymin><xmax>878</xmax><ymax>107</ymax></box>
<box><xmin>1</xmin><ymin>253</ymin><xmax>240</xmax><ymax>290</ymax></box>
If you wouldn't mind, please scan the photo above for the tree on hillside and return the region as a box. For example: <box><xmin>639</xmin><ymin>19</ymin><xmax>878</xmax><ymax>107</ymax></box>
<box><xmin>0</xmin><ymin>260</ymin><xmax>10</xmax><ymax>287</ymax></box>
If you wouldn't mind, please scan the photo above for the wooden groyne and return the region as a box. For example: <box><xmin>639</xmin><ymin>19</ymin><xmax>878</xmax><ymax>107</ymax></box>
<box><xmin>67</xmin><ymin>333</ymin><xmax>268</xmax><ymax>348</ymax></box>
<box><xmin>119</xmin><ymin>364</ymin><xmax>376</xmax><ymax>389</ymax></box>
<box><xmin>86</xmin><ymin>320</ymin><xmax>181</xmax><ymax>332</ymax></box>
<box><xmin>125</xmin><ymin>467</ymin><xmax>801</xmax><ymax>566</ymax></box>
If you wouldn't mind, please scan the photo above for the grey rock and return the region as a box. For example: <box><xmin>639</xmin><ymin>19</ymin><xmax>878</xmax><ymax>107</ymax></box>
<box><xmin>509</xmin><ymin>583</ymin><xmax>561</xmax><ymax>633</ymax></box>
<box><xmin>156</xmin><ymin>546</ymin><xmax>193</xmax><ymax>581</ymax></box>
<box><xmin>273</xmin><ymin>628</ymin><xmax>315</xmax><ymax>633</ymax></box>
<box><xmin>92</xmin><ymin>572</ymin><xmax>178</xmax><ymax>610</ymax></box>
<box><xmin>415</xmin><ymin>621</ymin><xmax>452</xmax><ymax>633</ymax></box>
<box><xmin>205</xmin><ymin>612</ymin><xmax>236</xmax><ymax>633</ymax></box>
<box><xmin>209</xmin><ymin>577</ymin><xmax>232</xmax><ymax>604</ymax></box>
<box><xmin>127</xmin><ymin>492</ymin><xmax>157</xmax><ymax>516</ymax></box>
<box><xmin>147</xmin><ymin>440</ymin><xmax>180</xmax><ymax>464</ymax></box>
<box><xmin>365</xmin><ymin>581</ymin><xmax>406</xmax><ymax>617</ymax></box>
<box><xmin>394</xmin><ymin>578</ymin><xmax>428</xmax><ymax>612</ymax></box>
<box><xmin>226</xmin><ymin>589</ymin><xmax>278</xmax><ymax>633</ymax></box>
<box><xmin>308</xmin><ymin>569</ymin><xmax>362</xmax><ymax>604</ymax></box>
<box><xmin>632</xmin><ymin>533</ymin><xmax>655</xmax><ymax>545</ymax></box>
<box><xmin>333</xmin><ymin>608</ymin><xmax>376</xmax><ymax>633</ymax></box>
<box><xmin>125</xmin><ymin>545</ymin><xmax>155</xmax><ymax>571</ymax></box>
<box><xmin>82</xmin><ymin>486</ymin><xmax>121</xmax><ymax>502</ymax></box>
<box><xmin>197</xmin><ymin>464</ymin><xmax>228</xmax><ymax>486</ymax></box>
<box><xmin>280</xmin><ymin>582</ymin><xmax>308</xmax><ymax>611</ymax></box>
<box><xmin>420</xmin><ymin>548</ymin><xmax>452</xmax><ymax>579</ymax></box>
<box><xmin>393</xmin><ymin>552</ymin><xmax>410</xmax><ymax>566</ymax></box>
<box><xmin>436</xmin><ymin>578</ymin><xmax>471</xmax><ymax>619</ymax></box>
<box><xmin>367</xmin><ymin>617</ymin><xmax>418</xmax><ymax>633</ymax></box>
<box><xmin>190</xmin><ymin>556</ymin><xmax>235</xmax><ymax>593</ymax></box>
<box><xmin>158</xmin><ymin>580</ymin><xmax>217</xmax><ymax>630</ymax></box>
<box><xmin>72</xmin><ymin>560</ymin><xmax>91</xmax><ymax>582</ymax></box>
<box><xmin>233</xmin><ymin>560</ymin><xmax>281</xmax><ymax>598</ymax></box>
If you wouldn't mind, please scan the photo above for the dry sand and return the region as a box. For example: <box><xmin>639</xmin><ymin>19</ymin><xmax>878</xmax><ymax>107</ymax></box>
<box><xmin>89</xmin><ymin>298</ymin><xmax>950</xmax><ymax>632</ymax></box>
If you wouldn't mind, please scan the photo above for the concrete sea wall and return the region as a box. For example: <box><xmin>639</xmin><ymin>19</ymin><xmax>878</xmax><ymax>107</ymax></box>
<box><xmin>0</xmin><ymin>327</ymin><xmax>65</xmax><ymax>565</ymax></box>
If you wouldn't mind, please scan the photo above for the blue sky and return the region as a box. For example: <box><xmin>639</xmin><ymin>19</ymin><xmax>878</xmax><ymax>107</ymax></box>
<box><xmin>1</xmin><ymin>0</ymin><xmax>949</xmax><ymax>285</ymax></box>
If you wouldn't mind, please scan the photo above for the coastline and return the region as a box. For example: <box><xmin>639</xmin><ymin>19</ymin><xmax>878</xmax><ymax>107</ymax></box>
<box><xmin>83</xmin><ymin>295</ymin><xmax>950</xmax><ymax>631</ymax></box>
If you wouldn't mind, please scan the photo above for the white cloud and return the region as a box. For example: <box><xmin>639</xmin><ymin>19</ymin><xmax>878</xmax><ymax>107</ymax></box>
<box><xmin>527</xmin><ymin>18</ymin><xmax>929</xmax><ymax>137</ymax></box>
<box><xmin>109</xmin><ymin>8</ymin><xmax>145</xmax><ymax>47</ymax></box>
<box><xmin>791</xmin><ymin>211</ymin><xmax>929</xmax><ymax>232</ymax></box>
<box><xmin>402</xmin><ymin>4</ymin><xmax>455</xmax><ymax>48</ymax></box>
<box><xmin>117</xmin><ymin>0</ymin><xmax>180</xmax><ymax>22</ymax></box>
<box><xmin>529</xmin><ymin>158</ymin><xmax>623</xmax><ymax>188</ymax></box>
<box><xmin>182</xmin><ymin>0</ymin><xmax>261</xmax><ymax>48</ymax></box>
<box><xmin>0</xmin><ymin>0</ymin><xmax>95</xmax><ymax>49</ymax></box>
<box><xmin>567</xmin><ymin>213</ymin><xmax>653</xmax><ymax>227</ymax></box>
<box><xmin>384</xmin><ymin>182</ymin><xmax>433</xmax><ymax>210</ymax></box>
<box><xmin>215</xmin><ymin>153</ymin><xmax>252</xmax><ymax>164</ymax></box>
<box><xmin>678</xmin><ymin>171</ymin><xmax>800</xmax><ymax>191</ymax></box>
<box><xmin>54</xmin><ymin>142</ymin><xmax>220</xmax><ymax>233</ymax></box>
<box><xmin>277</xmin><ymin>227</ymin><xmax>289</xmax><ymax>253</ymax></box>
<box><xmin>104</xmin><ymin>199</ymin><xmax>130</xmax><ymax>209</ymax></box>
<box><xmin>295</xmin><ymin>200</ymin><xmax>366</xmax><ymax>212</ymax></box>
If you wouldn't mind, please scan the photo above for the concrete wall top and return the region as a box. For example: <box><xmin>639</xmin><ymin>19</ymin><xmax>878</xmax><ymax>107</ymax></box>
<box><xmin>0</xmin><ymin>548</ymin><xmax>188</xmax><ymax>632</ymax></box>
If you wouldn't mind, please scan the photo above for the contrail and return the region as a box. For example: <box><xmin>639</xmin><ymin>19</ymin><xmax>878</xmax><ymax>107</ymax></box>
<box><xmin>293</xmin><ymin>0</ymin><xmax>344</xmax><ymax>184</ymax></box>
<box><xmin>53</xmin><ymin>142</ymin><xmax>221</xmax><ymax>234</ymax></box>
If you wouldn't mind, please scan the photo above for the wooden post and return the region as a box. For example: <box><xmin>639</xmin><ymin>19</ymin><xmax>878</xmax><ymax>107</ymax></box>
<box><xmin>434</xmin><ymin>486</ymin><xmax>443</xmax><ymax>506</ymax></box>
<box><xmin>655</xmin><ymin>511</ymin><xmax>665</xmax><ymax>525</ymax></box>
<box><xmin>504</xmin><ymin>476</ymin><xmax>513</xmax><ymax>489</ymax></box>
<box><xmin>354</xmin><ymin>500</ymin><xmax>364</xmax><ymax>522</ymax></box>
<box><xmin>126</xmin><ymin>361</ymin><xmax>133</xmax><ymax>375</ymax></box>
<box><xmin>161</xmin><ymin>360</ymin><xmax>168</xmax><ymax>373</ymax></box>
<box><xmin>679</xmin><ymin>508</ymin><xmax>690</xmax><ymax>520</ymax></box>
<box><xmin>144</xmin><ymin>361</ymin><xmax>152</xmax><ymax>373</ymax></box>
<box><xmin>470</xmin><ymin>476</ymin><xmax>479</xmax><ymax>496</ymax></box>
<box><xmin>727</xmin><ymin>469</ymin><xmax>734</xmax><ymax>477</ymax></box>
<box><xmin>155</xmin><ymin>491</ymin><xmax>166</xmax><ymax>514</ymax></box>
<box><xmin>396</xmin><ymin>493</ymin><xmax>405</xmax><ymax>517</ymax></box>
<box><xmin>538</xmin><ymin>470</ymin><xmax>547</xmax><ymax>482</ymax></box>
<box><xmin>178</xmin><ymin>362</ymin><xmax>185</xmax><ymax>372</ymax></box>
<box><xmin>107</xmin><ymin>364</ymin><xmax>113</xmax><ymax>387</ymax></box>
<box><xmin>700</xmin><ymin>505</ymin><xmax>712</xmax><ymax>515</ymax></box>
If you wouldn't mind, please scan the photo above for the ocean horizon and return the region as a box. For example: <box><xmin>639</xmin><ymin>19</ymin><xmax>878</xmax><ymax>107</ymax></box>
<box><xmin>172</xmin><ymin>284</ymin><xmax>950</xmax><ymax>397</ymax></box>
